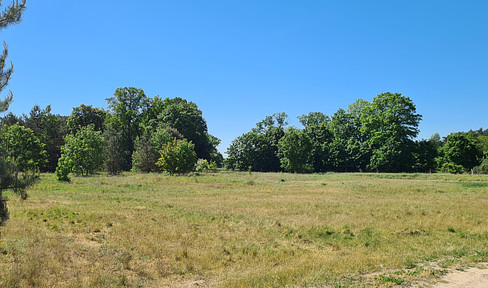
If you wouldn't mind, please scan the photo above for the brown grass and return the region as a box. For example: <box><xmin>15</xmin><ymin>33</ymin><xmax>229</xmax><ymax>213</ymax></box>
<box><xmin>1</xmin><ymin>171</ymin><xmax>488</xmax><ymax>287</ymax></box>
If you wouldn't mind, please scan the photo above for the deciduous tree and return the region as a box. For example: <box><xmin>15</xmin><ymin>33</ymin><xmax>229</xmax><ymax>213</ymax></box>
<box><xmin>67</xmin><ymin>104</ymin><xmax>107</xmax><ymax>134</ymax></box>
<box><xmin>157</xmin><ymin>138</ymin><xmax>197</xmax><ymax>174</ymax></box>
<box><xmin>106</xmin><ymin>87</ymin><xmax>149</xmax><ymax>169</ymax></box>
<box><xmin>56</xmin><ymin>126</ymin><xmax>104</xmax><ymax>181</ymax></box>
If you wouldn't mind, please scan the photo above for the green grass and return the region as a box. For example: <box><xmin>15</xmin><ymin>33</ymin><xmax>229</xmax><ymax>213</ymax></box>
<box><xmin>1</xmin><ymin>171</ymin><xmax>488</xmax><ymax>287</ymax></box>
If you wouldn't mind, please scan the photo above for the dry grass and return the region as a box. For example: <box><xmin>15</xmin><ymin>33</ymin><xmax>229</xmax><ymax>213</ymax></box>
<box><xmin>1</xmin><ymin>171</ymin><xmax>488</xmax><ymax>287</ymax></box>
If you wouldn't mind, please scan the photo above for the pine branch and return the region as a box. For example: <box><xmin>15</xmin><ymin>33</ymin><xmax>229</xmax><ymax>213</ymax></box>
<box><xmin>0</xmin><ymin>0</ymin><xmax>26</xmax><ymax>30</ymax></box>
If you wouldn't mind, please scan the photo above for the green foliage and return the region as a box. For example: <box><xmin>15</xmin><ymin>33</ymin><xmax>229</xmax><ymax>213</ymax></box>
<box><xmin>0</xmin><ymin>0</ymin><xmax>30</xmax><ymax>225</ymax></box>
<box><xmin>327</xmin><ymin>100</ymin><xmax>371</xmax><ymax>172</ymax></box>
<box><xmin>411</xmin><ymin>140</ymin><xmax>437</xmax><ymax>172</ymax></box>
<box><xmin>156</xmin><ymin>138</ymin><xmax>197</xmax><ymax>174</ymax></box>
<box><xmin>106</xmin><ymin>87</ymin><xmax>150</xmax><ymax>169</ymax></box>
<box><xmin>439</xmin><ymin>133</ymin><xmax>482</xmax><ymax>172</ymax></box>
<box><xmin>102</xmin><ymin>126</ymin><xmax>125</xmax><ymax>175</ymax></box>
<box><xmin>227</xmin><ymin>93</ymin><xmax>425</xmax><ymax>174</ymax></box>
<box><xmin>278</xmin><ymin>127</ymin><xmax>313</xmax><ymax>173</ymax></box>
<box><xmin>0</xmin><ymin>153</ymin><xmax>37</xmax><ymax>213</ymax></box>
<box><xmin>55</xmin><ymin>126</ymin><xmax>104</xmax><ymax>180</ymax></box>
<box><xmin>226</xmin><ymin>113</ymin><xmax>286</xmax><ymax>172</ymax></box>
<box><xmin>195</xmin><ymin>158</ymin><xmax>218</xmax><ymax>173</ymax></box>
<box><xmin>473</xmin><ymin>158</ymin><xmax>488</xmax><ymax>174</ymax></box>
<box><xmin>67</xmin><ymin>104</ymin><xmax>107</xmax><ymax>134</ymax></box>
<box><xmin>0</xmin><ymin>123</ymin><xmax>47</xmax><ymax>172</ymax></box>
<box><xmin>132</xmin><ymin>126</ymin><xmax>176</xmax><ymax>172</ymax></box>
<box><xmin>440</xmin><ymin>162</ymin><xmax>465</xmax><ymax>174</ymax></box>
<box><xmin>303</xmin><ymin>121</ymin><xmax>333</xmax><ymax>172</ymax></box>
<box><xmin>298</xmin><ymin>112</ymin><xmax>329</xmax><ymax>128</ymax></box>
<box><xmin>361</xmin><ymin>92</ymin><xmax>422</xmax><ymax>172</ymax></box>
<box><xmin>157</xmin><ymin>97</ymin><xmax>221</xmax><ymax>162</ymax></box>
<box><xmin>22</xmin><ymin>105</ymin><xmax>67</xmax><ymax>172</ymax></box>
<box><xmin>55</xmin><ymin>153</ymin><xmax>72</xmax><ymax>182</ymax></box>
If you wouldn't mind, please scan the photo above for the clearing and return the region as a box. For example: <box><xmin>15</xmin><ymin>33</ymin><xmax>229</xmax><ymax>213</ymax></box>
<box><xmin>1</xmin><ymin>172</ymin><xmax>488</xmax><ymax>287</ymax></box>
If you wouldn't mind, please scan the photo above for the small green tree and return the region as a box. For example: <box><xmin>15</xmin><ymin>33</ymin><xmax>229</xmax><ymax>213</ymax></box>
<box><xmin>1</xmin><ymin>123</ymin><xmax>47</xmax><ymax>172</ymax></box>
<box><xmin>55</xmin><ymin>126</ymin><xmax>104</xmax><ymax>181</ymax></box>
<box><xmin>0</xmin><ymin>124</ymin><xmax>45</xmax><ymax>201</ymax></box>
<box><xmin>156</xmin><ymin>138</ymin><xmax>196</xmax><ymax>174</ymax></box>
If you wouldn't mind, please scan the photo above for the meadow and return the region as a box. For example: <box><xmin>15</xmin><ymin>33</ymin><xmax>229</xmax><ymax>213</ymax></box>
<box><xmin>1</xmin><ymin>171</ymin><xmax>488</xmax><ymax>287</ymax></box>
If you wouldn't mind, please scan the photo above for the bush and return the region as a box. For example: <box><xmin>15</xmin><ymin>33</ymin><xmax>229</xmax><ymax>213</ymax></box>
<box><xmin>156</xmin><ymin>138</ymin><xmax>197</xmax><ymax>174</ymax></box>
<box><xmin>133</xmin><ymin>127</ymin><xmax>178</xmax><ymax>172</ymax></box>
<box><xmin>55</xmin><ymin>154</ymin><xmax>72</xmax><ymax>182</ymax></box>
<box><xmin>473</xmin><ymin>158</ymin><xmax>488</xmax><ymax>174</ymax></box>
<box><xmin>195</xmin><ymin>159</ymin><xmax>218</xmax><ymax>173</ymax></box>
<box><xmin>440</xmin><ymin>162</ymin><xmax>465</xmax><ymax>174</ymax></box>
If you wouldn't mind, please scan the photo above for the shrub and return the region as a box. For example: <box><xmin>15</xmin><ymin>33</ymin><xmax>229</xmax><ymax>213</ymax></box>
<box><xmin>440</xmin><ymin>162</ymin><xmax>465</xmax><ymax>174</ymax></box>
<box><xmin>133</xmin><ymin>127</ymin><xmax>178</xmax><ymax>172</ymax></box>
<box><xmin>156</xmin><ymin>138</ymin><xmax>197</xmax><ymax>174</ymax></box>
<box><xmin>473</xmin><ymin>158</ymin><xmax>488</xmax><ymax>174</ymax></box>
<box><xmin>195</xmin><ymin>159</ymin><xmax>218</xmax><ymax>173</ymax></box>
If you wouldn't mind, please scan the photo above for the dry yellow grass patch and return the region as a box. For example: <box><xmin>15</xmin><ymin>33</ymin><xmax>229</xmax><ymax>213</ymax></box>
<box><xmin>0</xmin><ymin>172</ymin><xmax>488</xmax><ymax>287</ymax></box>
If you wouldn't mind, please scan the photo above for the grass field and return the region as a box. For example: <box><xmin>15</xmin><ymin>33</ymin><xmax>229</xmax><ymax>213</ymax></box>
<box><xmin>1</xmin><ymin>171</ymin><xmax>488</xmax><ymax>287</ymax></box>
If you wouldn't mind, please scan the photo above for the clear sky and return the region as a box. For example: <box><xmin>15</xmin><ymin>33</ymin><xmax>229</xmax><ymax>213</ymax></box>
<box><xmin>2</xmin><ymin>0</ymin><xmax>488</xmax><ymax>154</ymax></box>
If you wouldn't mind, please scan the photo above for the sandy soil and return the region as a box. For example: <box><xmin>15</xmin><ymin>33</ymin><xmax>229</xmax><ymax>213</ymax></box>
<box><xmin>431</xmin><ymin>266</ymin><xmax>488</xmax><ymax>288</ymax></box>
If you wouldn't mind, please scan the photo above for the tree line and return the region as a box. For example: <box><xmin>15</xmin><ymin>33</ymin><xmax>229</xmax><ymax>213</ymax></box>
<box><xmin>226</xmin><ymin>92</ymin><xmax>488</xmax><ymax>174</ymax></box>
<box><xmin>1</xmin><ymin>1</ymin><xmax>487</xmax><ymax>227</ymax></box>
<box><xmin>1</xmin><ymin>87</ymin><xmax>224</xmax><ymax>182</ymax></box>
<box><xmin>2</xmin><ymin>91</ymin><xmax>488</xmax><ymax>184</ymax></box>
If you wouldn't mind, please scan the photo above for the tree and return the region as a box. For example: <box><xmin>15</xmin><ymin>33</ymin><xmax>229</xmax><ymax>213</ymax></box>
<box><xmin>106</xmin><ymin>87</ymin><xmax>149</xmax><ymax>169</ymax></box>
<box><xmin>67</xmin><ymin>104</ymin><xmax>107</xmax><ymax>134</ymax></box>
<box><xmin>411</xmin><ymin>139</ymin><xmax>437</xmax><ymax>172</ymax></box>
<box><xmin>23</xmin><ymin>105</ymin><xmax>68</xmax><ymax>172</ymax></box>
<box><xmin>328</xmin><ymin>100</ymin><xmax>369</xmax><ymax>172</ymax></box>
<box><xmin>0</xmin><ymin>111</ymin><xmax>22</xmax><ymax>127</ymax></box>
<box><xmin>278</xmin><ymin>127</ymin><xmax>313</xmax><ymax>173</ymax></box>
<box><xmin>55</xmin><ymin>125</ymin><xmax>104</xmax><ymax>181</ymax></box>
<box><xmin>0</xmin><ymin>0</ymin><xmax>26</xmax><ymax>112</ymax></box>
<box><xmin>299</xmin><ymin>112</ymin><xmax>333</xmax><ymax>172</ymax></box>
<box><xmin>0</xmin><ymin>123</ymin><xmax>47</xmax><ymax>172</ymax></box>
<box><xmin>102</xmin><ymin>126</ymin><xmax>125</xmax><ymax>175</ymax></box>
<box><xmin>298</xmin><ymin>112</ymin><xmax>329</xmax><ymax>128</ymax></box>
<box><xmin>0</xmin><ymin>0</ymin><xmax>30</xmax><ymax>225</ymax></box>
<box><xmin>156</xmin><ymin>138</ymin><xmax>197</xmax><ymax>174</ymax></box>
<box><xmin>360</xmin><ymin>92</ymin><xmax>422</xmax><ymax>172</ymax></box>
<box><xmin>157</xmin><ymin>97</ymin><xmax>219</xmax><ymax>161</ymax></box>
<box><xmin>439</xmin><ymin>133</ymin><xmax>482</xmax><ymax>172</ymax></box>
<box><xmin>132</xmin><ymin>126</ymin><xmax>177</xmax><ymax>172</ymax></box>
<box><xmin>226</xmin><ymin>113</ymin><xmax>286</xmax><ymax>172</ymax></box>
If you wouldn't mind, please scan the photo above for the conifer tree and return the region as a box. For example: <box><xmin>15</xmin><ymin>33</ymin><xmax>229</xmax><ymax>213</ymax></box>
<box><xmin>0</xmin><ymin>0</ymin><xmax>29</xmax><ymax>225</ymax></box>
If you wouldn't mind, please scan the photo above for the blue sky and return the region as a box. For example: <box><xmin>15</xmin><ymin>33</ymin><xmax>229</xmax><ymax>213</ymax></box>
<box><xmin>2</xmin><ymin>1</ymin><xmax>488</xmax><ymax>154</ymax></box>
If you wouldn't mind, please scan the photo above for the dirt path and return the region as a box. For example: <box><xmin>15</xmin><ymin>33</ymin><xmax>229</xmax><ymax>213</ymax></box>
<box><xmin>431</xmin><ymin>266</ymin><xmax>488</xmax><ymax>288</ymax></box>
